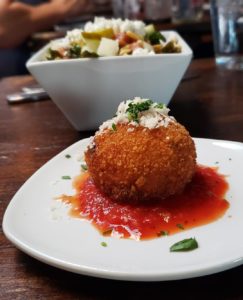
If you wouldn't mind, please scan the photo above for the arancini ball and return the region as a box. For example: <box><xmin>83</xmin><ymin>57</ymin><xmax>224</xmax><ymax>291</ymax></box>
<box><xmin>85</xmin><ymin>98</ymin><xmax>196</xmax><ymax>202</ymax></box>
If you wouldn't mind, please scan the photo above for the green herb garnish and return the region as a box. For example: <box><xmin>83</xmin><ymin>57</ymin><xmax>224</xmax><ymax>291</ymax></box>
<box><xmin>81</xmin><ymin>164</ymin><xmax>88</xmax><ymax>171</ymax></box>
<box><xmin>155</xmin><ymin>103</ymin><xmax>165</xmax><ymax>109</ymax></box>
<box><xmin>146</xmin><ymin>31</ymin><xmax>166</xmax><ymax>45</ymax></box>
<box><xmin>176</xmin><ymin>223</ymin><xmax>184</xmax><ymax>230</ymax></box>
<box><xmin>62</xmin><ymin>175</ymin><xmax>71</xmax><ymax>180</ymax></box>
<box><xmin>81</xmin><ymin>50</ymin><xmax>99</xmax><ymax>58</ymax></box>
<box><xmin>101</xmin><ymin>242</ymin><xmax>107</xmax><ymax>247</ymax></box>
<box><xmin>170</xmin><ymin>238</ymin><xmax>198</xmax><ymax>252</ymax></box>
<box><xmin>46</xmin><ymin>48</ymin><xmax>62</xmax><ymax>60</ymax></box>
<box><xmin>157</xmin><ymin>230</ymin><xmax>169</xmax><ymax>237</ymax></box>
<box><xmin>112</xmin><ymin>123</ymin><xmax>117</xmax><ymax>131</ymax></box>
<box><xmin>126</xmin><ymin>100</ymin><xmax>153</xmax><ymax>123</ymax></box>
<box><xmin>65</xmin><ymin>154</ymin><xmax>71</xmax><ymax>159</ymax></box>
<box><xmin>68</xmin><ymin>44</ymin><xmax>81</xmax><ymax>58</ymax></box>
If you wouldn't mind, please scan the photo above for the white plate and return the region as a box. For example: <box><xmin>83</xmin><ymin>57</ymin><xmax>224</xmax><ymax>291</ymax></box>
<box><xmin>3</xmin><ymin>138</ymin><xmax>243</xmax><ymax>281</ymax></box>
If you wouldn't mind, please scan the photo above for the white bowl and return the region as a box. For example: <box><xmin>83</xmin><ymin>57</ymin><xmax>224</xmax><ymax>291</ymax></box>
<box><xmin>27</xmin><ymin>31</ymin><xmax>192</xmax><ymax>131</ymax></box>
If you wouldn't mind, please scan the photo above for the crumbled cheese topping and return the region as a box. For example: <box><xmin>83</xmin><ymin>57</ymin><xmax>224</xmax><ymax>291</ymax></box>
<box><xmin>49</xmin><ymin>30</ymin><xmax>82</xmax><ymax>52</ymax></box>
<box><xmin>98</xmin><ymin>97</ymin><xmax>173</xmax><ymax>133</ymax></box>
<box><xmin>84</xmin><ymin>17</ymin><xmax>146</xmax><ymax>36</ymax></box>
<box><xmin>132</xmin><ymin>47</ymin><xmax>155</xmax><ymax>56</ymax></box>
<box><xmin>50</xmin><ymin>38</ymin><xmax>70</xmax><ymax>51</ymax></box>
<box><xmin>50</xmin><ymin>28</ymin><xmax>86</xmax><ymax>51</ymax></box>
<box><xmin>86</xmin><ymin>97</ymin><xmax>174</xmax><ymax>150</ymax></box>
<box><xmin>66</xmin><ymin>29</ymin><xmax>83</xmax><ymax>44</ymax></box>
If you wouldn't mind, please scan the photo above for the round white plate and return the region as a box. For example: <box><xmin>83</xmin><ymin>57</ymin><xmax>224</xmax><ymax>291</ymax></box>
<box><xmin>3</xmin><ymin>138</ymin><xmax>243</xmax><ymax>281</ymax></box>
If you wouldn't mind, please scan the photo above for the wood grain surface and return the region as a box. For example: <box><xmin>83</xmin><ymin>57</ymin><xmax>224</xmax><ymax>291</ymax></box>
<box><xmin>1</xmin><ymin>59</ymin><xmax>243</xmax><ymax>300</ymax></box>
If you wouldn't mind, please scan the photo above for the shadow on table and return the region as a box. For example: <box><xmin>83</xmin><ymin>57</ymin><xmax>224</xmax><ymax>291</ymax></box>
<box><xmin>16</xmin><ymin>251</ymin><xmax>243</xmax><ymax>300</ymax></box>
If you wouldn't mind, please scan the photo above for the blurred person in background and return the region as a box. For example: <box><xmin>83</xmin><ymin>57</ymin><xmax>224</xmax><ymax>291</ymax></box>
<box><xmin>0</xmin><ymin>0</ymin><xmax>92</xmax><ymax>77</ymax></box>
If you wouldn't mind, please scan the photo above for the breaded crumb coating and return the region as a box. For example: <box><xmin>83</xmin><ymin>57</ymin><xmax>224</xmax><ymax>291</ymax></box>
<box><xmin>85</xmin><ymin>121</ymin><xmax>196</xmax><ymax>203</ymax></box>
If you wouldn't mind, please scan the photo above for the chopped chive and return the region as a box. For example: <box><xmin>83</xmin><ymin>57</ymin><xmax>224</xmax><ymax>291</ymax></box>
<box><xmin>62</xmin><ymin>175</ymin><xmax>71</xmax><ymax>180</ymax></box>
<box><xmin>65</xmin><ymin>154</ymin><xmax>71</xmax><ymax>159</ymax></box>
<box><xmin>81</xmin><ymin>164</ymin><xmax>88</xmax><ymax>171</ymax></box>
<box><xmin>170</xmin><ymin>238</ymin><xmax>198</xmax><ymax>252</ymax></box>
<box><xmin>176</xmin><ymin>223</ymin><xmax>184</xmax><ymax>230</ymax></box>
<box><xmin>101</xmin><ymin>242</ymin><xmax>107</xmax><ymax>247</ymax></box>
<box><xmin>112</xmin><ymin>123</ymin><xmax>117</xmax><ymax>131</ymax></box>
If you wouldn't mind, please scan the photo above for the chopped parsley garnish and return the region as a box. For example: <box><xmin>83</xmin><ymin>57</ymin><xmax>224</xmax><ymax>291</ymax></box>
<box><xmin>126</xmin><ymin>100</ymin><xmax>153</xmax><ymax>123</ymax></box>
<box><xmin>81</xmin><ymin>164</ymin><xmax>88</xmax><ymax>171</ymax></box>
<box><xmin>101</xmin><ymin>242</ymin><xmax>107</xmax><ymax>247</ymax></box>
<box><xmin>146</xmin><ymin>31</ymin><xmax>166</xmax><ymax>45</ymax></box>
<box><xmin>170</xmin><ymin>238</ymin><xmax>198</xmax><ymax>252</ymax></box>
<box><xmin>62</xmin><ymin>175</ymin><xmax>71</xmax><ymax>180</ymax></box>
<box><xmin>112</xmin><ymin>123</ymin><xmax>117</xmax><ymax>131</ymax></box>
<box><xmin>68</xmin><ymin>44</ymin><xmax>81</xmax><ymax>58</ymax></box>
<box><xmin>65</xmin><ymin>154</ymin><xmax>71</xmax><ymax>159</ymax></box>
<box><xmin>157</xmin><ymin>230</ymin><xmax>169</xmax><ymax>237</ymax></box>
<box><xmin>176</xmin><ymin>223</ymin><xmax>184</xmax><ymax>230</ymax></box>
<box><xmin>155</xmin><ymin>103</ymin><xmax>165</xmax><ymax>109</ymax></box>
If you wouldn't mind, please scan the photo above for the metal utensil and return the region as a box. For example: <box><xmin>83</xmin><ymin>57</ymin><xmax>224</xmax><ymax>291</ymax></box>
<box><xmin>6</xmin><ymin>86</ymin><xmax>49</xmax><ymax>104</ymax></box>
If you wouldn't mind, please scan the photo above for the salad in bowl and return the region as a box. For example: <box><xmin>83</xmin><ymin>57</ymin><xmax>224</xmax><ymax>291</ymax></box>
<box><xmin>27</xmin><ymin>17</ymin><xmax>192</xmax><ymax>131</ymax></box>
<box><xmin>46</xmin><ymin>17</ymin><xmax>182</xmax><ymax>60</ymax></box>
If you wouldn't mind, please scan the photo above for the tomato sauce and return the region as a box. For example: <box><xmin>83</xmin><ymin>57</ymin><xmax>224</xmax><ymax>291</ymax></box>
<box><xmin>61</xmin><ymin>165</ymin><xmax>229</xmax><ymax>240</ymax></box>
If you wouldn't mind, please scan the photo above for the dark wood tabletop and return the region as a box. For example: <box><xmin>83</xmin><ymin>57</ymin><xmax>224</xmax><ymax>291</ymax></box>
<box><xmin>1</xmin><ymin>58</ymin><xmax>243</xmax><ymax>299</ymax></box>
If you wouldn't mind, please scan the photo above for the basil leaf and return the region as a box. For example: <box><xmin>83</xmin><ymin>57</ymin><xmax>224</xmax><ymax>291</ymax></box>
<box><xmin>170</xmin><ymin>238</ymin><xmax>198</xmax><ymax>252</ymax></box>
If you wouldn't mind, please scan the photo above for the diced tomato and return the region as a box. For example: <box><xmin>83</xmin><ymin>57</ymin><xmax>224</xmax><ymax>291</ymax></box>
<box><xmin>116</xmin><ymin>32</ymin><xmax>136</xmax><ymax>47</ymax></box>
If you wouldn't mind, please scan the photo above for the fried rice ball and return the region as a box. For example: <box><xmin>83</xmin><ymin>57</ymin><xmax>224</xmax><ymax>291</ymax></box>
<box><xmin>85</xmin><ymin>121</ymin><xmax>196</xmax><ymax>203</ymax></box>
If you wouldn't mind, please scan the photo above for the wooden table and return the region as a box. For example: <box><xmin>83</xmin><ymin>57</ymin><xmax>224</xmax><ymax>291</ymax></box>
<box><xmin>1</xmin><ymin>58</ymin><xmax>243</xmax><ymax>299</ymax></box>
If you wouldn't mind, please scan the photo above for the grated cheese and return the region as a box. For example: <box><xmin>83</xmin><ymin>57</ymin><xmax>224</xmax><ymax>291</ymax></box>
<box><xmin>98</xmin><ymin>97</ymin><xmax>173</xmax><ymax>133</ymax></box>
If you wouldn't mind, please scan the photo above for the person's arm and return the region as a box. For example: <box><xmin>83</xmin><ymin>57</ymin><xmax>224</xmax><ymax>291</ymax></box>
<box><xmin>0</xmin><ymin>0</ymin><xmax>90</xmax><ymax>48</ymax></box>
<box><xmin>30</xmin><ymin>0</ymin><xmax>91</xmax><ymax>32</ymax></box>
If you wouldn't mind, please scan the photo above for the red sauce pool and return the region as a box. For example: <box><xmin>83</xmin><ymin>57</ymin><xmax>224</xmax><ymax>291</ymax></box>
<box><xmin>61</xmin><ymin>165</ymin><xmax>229</xmax><ymax>240</ymax></box>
